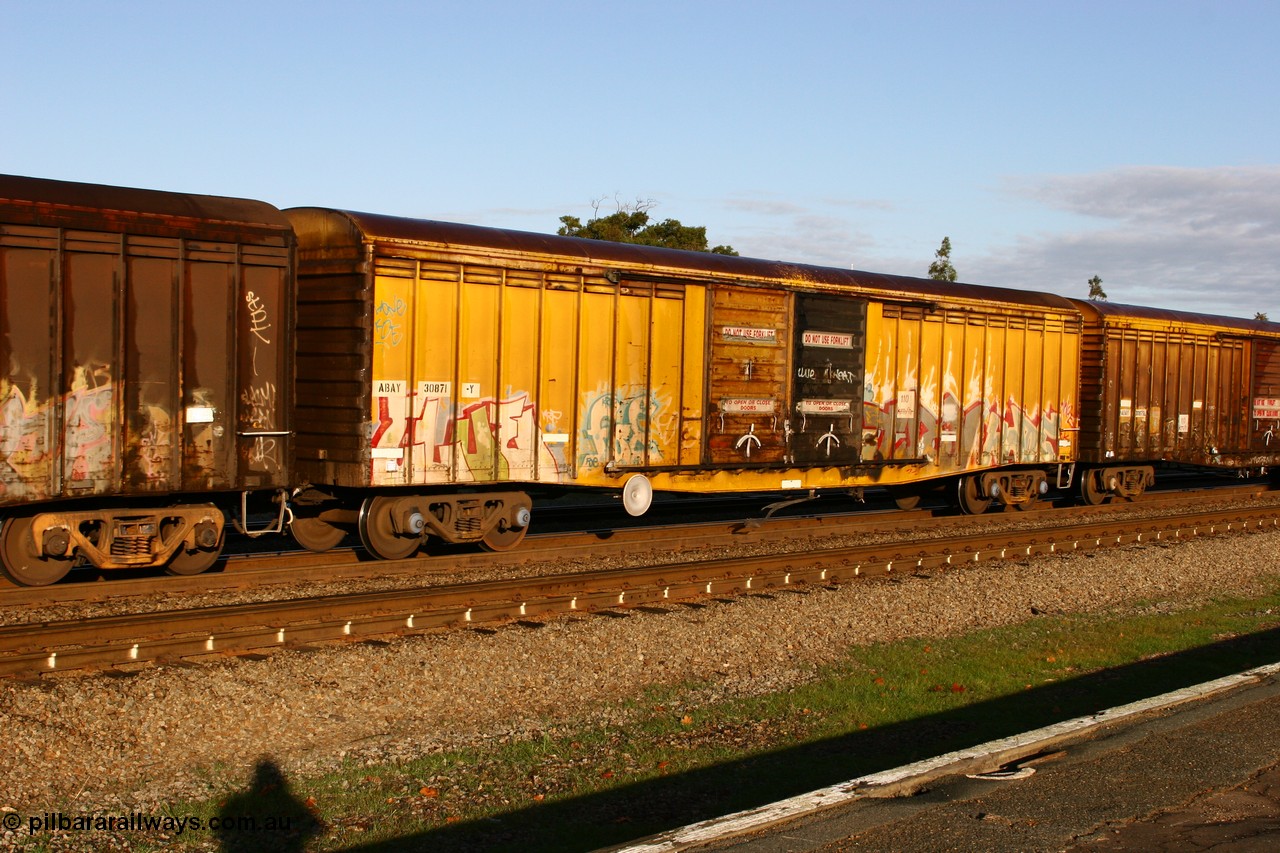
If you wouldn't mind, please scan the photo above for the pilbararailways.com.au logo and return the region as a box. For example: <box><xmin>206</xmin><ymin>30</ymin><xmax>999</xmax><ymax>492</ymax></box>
<box><xmin>5</xmin><ymin>811</ymin><xmax>298</xmax><ymax>836</ymax></box>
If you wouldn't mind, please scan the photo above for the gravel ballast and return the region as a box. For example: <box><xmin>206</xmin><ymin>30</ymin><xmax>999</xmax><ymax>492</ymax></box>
<box><xmin>1</xmin><ymin>525</ymin><xmax>1278</xmax><ymax>825</ymax></box>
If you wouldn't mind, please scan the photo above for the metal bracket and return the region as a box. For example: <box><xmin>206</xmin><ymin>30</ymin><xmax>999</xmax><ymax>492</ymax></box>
<box><xmin>737</xmin><ymin>490</ymin><xmax>818</xmax><ymax>531</ymax></box>
<box><xmin>233</xmin><ymin>489</ymin><xmax>292</xmax><ymax>537</ymax></box>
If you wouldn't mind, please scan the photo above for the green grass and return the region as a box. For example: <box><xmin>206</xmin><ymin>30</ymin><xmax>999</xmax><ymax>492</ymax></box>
<box><xmin>18</xmin><ymin>587</ymin><xmax>1280</xmax><ymax>852</ymax></box>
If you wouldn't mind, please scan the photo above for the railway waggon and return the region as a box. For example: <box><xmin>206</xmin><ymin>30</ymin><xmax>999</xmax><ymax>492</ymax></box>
<box><xmin>0</xmin><ymin>175</ymin><xmax>293</xmax><ymax>585</ymax></box>
<box><xmin>1</xmin><ymin>174</ymin><xmax>1277</xmax><ymax>584</ymax></box>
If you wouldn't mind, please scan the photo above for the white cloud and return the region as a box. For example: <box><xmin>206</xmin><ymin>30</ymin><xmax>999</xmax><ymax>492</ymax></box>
<box><xmin>976</xmin><ymin>166</ymin><xmax>1280</xmax><ymax>317</ymax></box>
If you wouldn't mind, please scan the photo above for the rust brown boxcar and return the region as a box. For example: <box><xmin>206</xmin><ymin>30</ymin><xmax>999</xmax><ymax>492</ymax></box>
<box><xmin>1072</xmin><ymin>300</ymin><xmax>1280</xmax><ymax>502</ymax></box>
<box><xmin>0</xmin><ymin>175</ymin><xmax>294</xmax><ymax>584</ymax></box>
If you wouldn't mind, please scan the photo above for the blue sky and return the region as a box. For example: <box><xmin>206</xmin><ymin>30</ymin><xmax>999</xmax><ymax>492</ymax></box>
<box><xmin>4</xmin><ymin>1</ymin><xmax>1278</xmax><ymax>318</ymax></box>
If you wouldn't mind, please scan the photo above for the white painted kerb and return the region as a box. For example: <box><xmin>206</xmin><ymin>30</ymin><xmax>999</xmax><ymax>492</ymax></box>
<box><xmin>610</xmin><ymin>662</ymin><xmax>1280</xmax><ymax>853</ymax></box>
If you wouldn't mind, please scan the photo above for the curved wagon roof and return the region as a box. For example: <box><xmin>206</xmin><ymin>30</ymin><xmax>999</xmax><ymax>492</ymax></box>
<box><xmin>0</xmin><ymin>174</ymin><xmax>293</xmax><ymax>241</ymax></box>
<box><xmin>1071</xmin><ymin>298</ymin><xmax>1280</xmax><ymax>336</ymax></box>
<box><xmin>287</xmin><ymin>207</ymin><xmax>1082</xmax><ymax>314</ymax></box>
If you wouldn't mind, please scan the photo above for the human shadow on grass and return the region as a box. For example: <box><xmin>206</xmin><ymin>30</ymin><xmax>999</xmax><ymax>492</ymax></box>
<box><xmin>215</xmin><ymin>759</ymin><xmax>322</xmax><ymax>853</ymax></box>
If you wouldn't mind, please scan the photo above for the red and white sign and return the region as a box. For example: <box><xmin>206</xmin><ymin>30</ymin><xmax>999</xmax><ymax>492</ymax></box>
<box><xmin>1255</xmin><ymin>397</ymin><xmax>1280</xmax><ymax>419</ymax></box>
<box><xmin>797</xmin><ymin>399</ymin><xmax>853</xmax><ymax>414</ymax></box>
<box><xmin>720</xmin><ymin>397</ymin><xmax>777</xmax><ymax>414</ymax></box>
<box><xmin>722</xmin><ymin>326</ymin><xmax>777</xmax><ymax>343</ymax></box>
<box><xmin>802</xmin><ymin>330</ymin><xmax>853</xmax><ymax>349</ymax></box>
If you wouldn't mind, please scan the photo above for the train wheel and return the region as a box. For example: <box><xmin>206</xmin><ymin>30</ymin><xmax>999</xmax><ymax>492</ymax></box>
<box><xmin>1079</xmin><ymin>470</ymin><xmax>1109</xmax><ymax>506</ymax></box>
<box><xmin>289</xmin><ymin>515</ymin><xmax>347</xmax><ymax>552</ymax></box>
<box><xmin>955</xmin><ymin>476</ymin><xmax>992</xmax><ymax>515</ymax></box>
<box><xmin>479</xmin><ymin>522</ymin><xmax>527</xmax><ymax>552</ymax></box>
<box><xmin>0</xmin><ymin>516</ymin><xmax>74</xmax><ymax>586</ymax></box>
<box><xmin>887</xmin><ymin>486</ymin><xmax>922</xmax><ymax>511</ymax></box>
<box><xmin>162</xmin><ymin>519</ymin><xmax>223</xmax><ymax>575</ymax></box>
<box><xmin>166</xmin><ymin>543</ymin><xmax>223</xmax><ymax>575</ymax></box>
<box><xmin>358</xmin><ymin>496</ymin><xmax>421</xmax><ymax>560</ymax></box>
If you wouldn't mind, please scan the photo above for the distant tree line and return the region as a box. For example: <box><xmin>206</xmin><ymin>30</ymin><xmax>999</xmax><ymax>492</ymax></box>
<box><xmin>558</xmin><ymin>197</ymin><xmax>737</xmax><ymax>255</ymax></box>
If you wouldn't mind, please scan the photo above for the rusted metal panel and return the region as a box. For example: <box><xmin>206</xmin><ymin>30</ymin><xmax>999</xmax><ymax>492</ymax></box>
<box><xmin>238</xmin><ymin>259</ymin><xmax>290</xmax><ymax>484</ymax></box>
<box><xmin>0</xmin><ymin>175</ymin><xmax>294</xmax><ymax>509</ymax></box>
<box><xmin>706</xmin><ymin>285</ymin><xmax>791</xmax><ymax>464</ymax></box>
<box><xmin>1074</xmin><ymin>300</ymin><xmax>1280</xmax><ymax>468</ymax></box>
<box><xmin>261</xmin><ymin>206</ymin><xmax>370</xmax><ymax>489</ymax></box>
<box><xmin>1252</xmin><ymin>340</ymin><xmax>1280</xmax><ymax>452</ymax></box>
<box><xmin>0</xmin><ymin>238</ymin><xmax>56</xmax><ymax>503</ymax></box>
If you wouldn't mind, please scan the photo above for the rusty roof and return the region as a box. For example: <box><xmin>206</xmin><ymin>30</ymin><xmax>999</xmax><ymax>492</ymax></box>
<box><xmin>1070</xmin><ymin>298</ymin><xmax>1279</xmax><ymax>335</ymax></box>
<box><xmin>0</xmin><ymin>174</ymin><xmax>292</xmax><ymax>238</ymax></box>
<box><xmin>293</xmin><ymin>208</ymin><xmax>1081</xmax><ymax>313</ymax></box>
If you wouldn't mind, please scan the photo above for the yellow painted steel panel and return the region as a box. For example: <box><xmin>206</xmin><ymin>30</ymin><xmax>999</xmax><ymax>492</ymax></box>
<box><xmin>612</xmin><ymin>293</ymin><xmax>652</xmax><ymax>467</ymax></box>
<box><xmin>369</xmin><ymin>273</ymin><xmax>414</xmax><ymax>486</ymax></box>
<box><xmin>862</xmin><ymin>302</ymin><xmax>891</xmax><ymax>460</ymax></box>
<box><xmin>975</xmin><ymin>323</ymin><xmax>1004</xmax><ymax>467</ymax></box>
<box><xmin>864</xmin><ymin>306</ymin><xmax>1078</xmax><ymax>480</ymax></box>
<box><xmin>538</xmin><ymin>287</ymin><xmax>579</xmax><ymax>480</ymax></box>
<box><xmin>647</xmin><ymin>296</ymin><xmax>685</xmax><ymax>466</ymax></box>
<box><xmin>917</xmin><ymin>317</ymin><xmax>944</xmax><ymax>462</ymax></box>
<box><xmin>411</xmin><ymin>269</ymin><xmax>459</xmax><ymax>484</ymax></box>
<box><xmin>1055</xmin><ymin>325</ymin><xmax>1080</xmax><ymax>461</ymax></box>
<box><xmin>892</xmin><ymin>313</ymin><xmax>918</xmax><ymax>460</ymax></box>
<box><xmin>679</xmin><ymin>286</ymin><xmax>707</xmax><ymax>466</ymax></box>
<box><xmin>1003</xmin><ymin>323</ymin><xmax>1028</xmax><ymax>463</ymax></box>
<box><xmin>456</xmin><ymin>278</ymin><xmax>500</xmax><ymax>481</ymax></box>
<box><xmin>576</xmin><ymin>289</ymin><xmax>617</xmax><ymax>474</ymax></box>
<box><xmin>497</xmin><ymin>284</ymin><xmax>541</xmax><ymax>480</ymax></box>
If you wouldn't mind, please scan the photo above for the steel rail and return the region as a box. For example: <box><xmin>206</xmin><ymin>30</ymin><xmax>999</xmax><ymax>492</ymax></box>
<box><xmin>1</xmin><ymin>483</ymin><xmax>1274</xmax><ymax>607</ymax></box>
<box><xmin>0</xmin><ymin>505</ymin><xmax>1277</xmax><ymax>680</ymax></box>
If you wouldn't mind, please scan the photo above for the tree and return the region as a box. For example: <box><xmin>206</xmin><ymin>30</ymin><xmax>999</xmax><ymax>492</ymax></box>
<box><xmin>1087</xmin><ymin>275</ymin><xmax>1108</xmax><ymax>302</ymax></box>
<box><xmin>1256</xmin><ymin>312</ymin><xmax>1270</xmax><ymax>322</ymax></box>
<box><xmin>557</xmin><ymin>197</ymin><xmax>737</xmax><ymax>255</ymax></box>
<box><xmin>927</xmin><ymin>237</ymin><xmax>957</xmax><ymax>282</ymax></box>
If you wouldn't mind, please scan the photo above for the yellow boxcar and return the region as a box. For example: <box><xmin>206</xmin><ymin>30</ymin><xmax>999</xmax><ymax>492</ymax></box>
<box><xmin>285</xmin><ymin>208</ymin><xmax>1082</xmax><ymax>555</ymax></box>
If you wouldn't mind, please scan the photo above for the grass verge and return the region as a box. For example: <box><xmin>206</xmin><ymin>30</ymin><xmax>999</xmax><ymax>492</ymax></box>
<box><xmin>21</xmin><ymin>587</ymin><xmax>1280</xmax><ymax>852</ymax></box>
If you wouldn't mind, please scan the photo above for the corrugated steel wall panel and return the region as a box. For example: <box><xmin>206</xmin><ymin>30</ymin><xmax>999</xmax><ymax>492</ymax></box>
<box><xmin>1252</xmin><ymin>341</ymin><xmax>1280</xmax><ymax>451</ymax></box>
<box><xmin>865</xmin><ymin>305</ymin><xmax>1079</xmax><ymax>476</ymax></box>
<box><xmin>706</xmin><ymin>286</ymin><xmax>791</xmax><ymax>464</ymax></box>
<box><xmin>1</xmin><ymin>176</ymin><xmax>294</xmax><ymax>509</ymax></box>
<box><xmin>1077</xmin><ymin>312</ymin><xmax>1280</xmax><ymax>466</ymax></box>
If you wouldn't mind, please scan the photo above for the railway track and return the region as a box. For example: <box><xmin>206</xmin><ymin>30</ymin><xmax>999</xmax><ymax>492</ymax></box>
<box><xmin>2</xmin><ymin>500</ymin><xmax>1277</xmax><ymax>680</ymax></box>
<box><xmin>1</xmin><ymin>482</ymin><xmax>1274</xmax><ymax>609</ymax></box>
